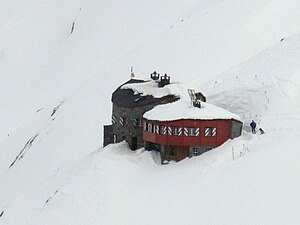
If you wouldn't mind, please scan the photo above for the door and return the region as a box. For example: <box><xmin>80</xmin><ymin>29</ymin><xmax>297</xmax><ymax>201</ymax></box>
<box><xmin>131</xmin><ymin>137</ymin><xmax>138</xmax><ymax>150</ymax></box>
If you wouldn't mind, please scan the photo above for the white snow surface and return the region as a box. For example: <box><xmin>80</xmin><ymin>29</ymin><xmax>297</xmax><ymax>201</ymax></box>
<box><xmin>1</xmin><ymin>1</ymin><xmax>300</xmax><ymax>225</ymax></box>
<box><xmin>121</xmin><ymin>78</ymin><xmax>183</xmax><ymax>98</ymax></box>
<box><xmin>144</xmin><ymin>100</ymin><xmax>241</xmax><ymax>121</ymax></box>
<box><xmin>122</xmin><ymin>78</ymin><xmax>241</xmax><ymax>121</ymax></box>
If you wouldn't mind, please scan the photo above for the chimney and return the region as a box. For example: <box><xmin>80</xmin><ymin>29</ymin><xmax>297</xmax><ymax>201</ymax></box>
<box><xmin>159</xmin><ymin>73</ymin><xmax>170</xmax><ymax>87</ymax></box>
<box><xmin>150</xmin><ymin>71</ymin><xmax>160</xmax><ymax>80</ymax></box>
<box><xmin>193</xmin><ymin>100</ymin><xmax>201</xmax><ymax>108</ymax></box>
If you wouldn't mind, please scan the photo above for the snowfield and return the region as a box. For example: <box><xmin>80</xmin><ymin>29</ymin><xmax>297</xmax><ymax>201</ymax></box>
<box><xmin>1</xmin><ymin>0</ymin><xmax>300</xmax><ymax>224</ymax></box>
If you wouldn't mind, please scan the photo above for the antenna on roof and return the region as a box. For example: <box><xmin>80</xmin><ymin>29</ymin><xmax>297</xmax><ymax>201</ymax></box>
<box><xmin>131</xmin><ymin>67</ymin><xmax>135</xmax><ymax>78</ymax></box>
<box><xmin>187</xmin><ymin>89</ymin><xmax>196</xmax><ymax>104</ymax></box>
<box><xmin>188</xmin><ymin>89</ymin><xmax>201</xmax><ymax>108</ymax></box>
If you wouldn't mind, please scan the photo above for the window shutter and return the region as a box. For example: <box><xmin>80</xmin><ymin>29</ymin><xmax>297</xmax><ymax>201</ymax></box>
<box><xmin>168</xmin><ymin>127</ymin><xmax>172</xmax><ymax>135</ymax></box>
<box><xmin>154</xmin><ymin>125</ymin><xmax>159</xmax><ymax>134</ymax></box>
<box><xmin>111</xmin><ymin>115</ymin><xmax>117</xmax><ymax>124</ymax></box>
<box><xmin>119</xmin><ymin>117</ymin><xmax>125</xmax><ymax>126</ymax></box>
<box><xmin>178</xmin><ymin>127</ymin><xmax>182</xmax><ymax>136</ymax></box>
<box><xmin>212</xmin><ymin>128</ymin><xmax>217</xmax><ymax>136</ymax></box>
<box><xmin>184</xmin><ymin>128</ymin><xmax>189</xmax><ymax>136</ymax></box>
<box><xmin>133</xmin><ymin>118</ymin><xmax>138</xmax><ymax>127</ymax></box>
<box><xmin>160</xmin><ymin>126</ymin><xmax>167</xmax><ymax>135</ymax></box>
<box><xmin>194</xmin><ymin>128</ymin><xmax>200</xmax><ymax>136</ymax></box>
<box><xmin>148</xmin><ymin>123</ymin><xmax>152</xmax><ymax>132</ymax></box>
<box><xmin>204</xmin><ymin>128</ymin><xmax>210</xmax><ymax>136</ymax></box>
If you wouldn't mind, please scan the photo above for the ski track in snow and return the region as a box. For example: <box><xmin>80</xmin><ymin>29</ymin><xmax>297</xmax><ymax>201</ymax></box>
<box><xmin>8</xmin><ymin>133</ymin><xmax>39</xmax><ymax>169</ymax></box>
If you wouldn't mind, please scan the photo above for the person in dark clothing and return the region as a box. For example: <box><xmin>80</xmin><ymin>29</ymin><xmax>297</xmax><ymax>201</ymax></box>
<box><xmin>250</xmin><ymin>120</ymin><xmax>256</xmax><ymax>134</ymax></box>
<box><xmin>259</xmin><ymin>128</ymin><xmax>265</xmax><ymax>134</ymax></box>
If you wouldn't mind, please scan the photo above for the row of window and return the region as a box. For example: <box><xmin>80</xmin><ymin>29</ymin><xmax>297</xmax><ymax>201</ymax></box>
<box><xmin>144</xmin><ymin>122</ymin><xmax>217</xmax><ymax>137</ymax></box>
<box><xmin>111</xmin><ymin>115</ymin><xmax>142</xmax><ymax>127</ymax></box>
<box><xmin>192</xmin><ymin>147</ymin><xmax>213</xmax><ymax>156</ymax></box>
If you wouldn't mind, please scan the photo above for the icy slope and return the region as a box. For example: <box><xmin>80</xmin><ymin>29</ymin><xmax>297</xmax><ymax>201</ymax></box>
<box><xmin>1</xmin><ymin>30</ymin><xmax>300</xmax><ymax>225</ymax></box>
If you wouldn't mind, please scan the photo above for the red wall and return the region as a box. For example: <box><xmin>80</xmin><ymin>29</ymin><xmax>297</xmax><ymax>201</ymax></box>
<box><xmin>143</xmin><ymin>119</ymin><xmax>232</xmax><ymax>147</ymax></box>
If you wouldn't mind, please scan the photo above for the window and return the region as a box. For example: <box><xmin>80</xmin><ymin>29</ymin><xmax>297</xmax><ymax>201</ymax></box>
<box><xmin>184</xmin><ymin>127</ymin><xmax>200</xmax><ymax>136</ymax></box>
<box><xmin>191</xmin><ymin>147</ymin><xmax>213</xmax><ymax>156</ymax></box>
<box><xmin>191</xmin><ymin>128</ymin><xmax>200</xmax><ymax>136</ymax></box>
<box><xmin>113</xmin><ymin>134</ymin><xmax>117</xmax><ymax>143</ymax></box>
<box><xmin>145</xmin><ymin>122</ymin><xmax>157</xmax><ymax>133</ymax></box>
<box><xmin>119</xmin><ymin>117</ymin><xmax>126</xmax><ymax>126</ymax></box>
<box><xmin>133</xmin><ymin>118</ymin><xmax>142</xmax><ymax>127</ymax></box>
<box><xmin>168</xmin><ymin>126</ymin><xmax>172</xmax><ymax>135</ymax></box>
<box><xmin>173</xmin><ymin>127</ymin><xmax>182</xmax><ymax>136</ymax></box>
<box><xmin>204</xmin><ymin>127</ymin><xmax>217</xmax><ymax>136</ymax></box>
<box><xmin>138</xmin><ymin>119</ymin><xmax>142</xmax><ymax>127</ymax></box>
<box><xmin>154</xmin><ymin>125</ymin><xmax>160</xmax><ymax>134</ymax></box>
<box><xmin>192</xmin><ymin>147</ymin><xmax>200</xmax><ymax>156</ymax></box>
<box><xmin>147</xmin><ymin>123</ymin><xmax>152</xmax><ymax>132</ymax></box>
<box><xmin>160</xmin><ymin>125</ymin><xmax>167</xmax><ymax>135</ymax></box>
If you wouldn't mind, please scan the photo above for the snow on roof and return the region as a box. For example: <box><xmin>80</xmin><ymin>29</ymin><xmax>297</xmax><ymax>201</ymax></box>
<box><xmin>122</xmin><ymin>78</ymin><xmax>240</xmax><ymax>121</ymax></box>
<box><xmin>121</xmin><ymin>79</ymin><xmax>184</xmax><ymax>98</ymax></box>
<box><xmin>143</xmin><ymin>100</ymin><xmax>241</xmax><ymax>121</ymax></box>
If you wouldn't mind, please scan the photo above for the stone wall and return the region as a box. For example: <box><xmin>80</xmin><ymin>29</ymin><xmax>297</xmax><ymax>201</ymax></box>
<box><xmin>111</xmin><ymin>104</ymin><xmax>154</xmax><ymax>149</ymax></box>
<box><xmin>104</xmin><ymin>95</ymin><xmax>179</xmax><ymax>150</ymax></box>
<box><xmin>230</xmin><ymin>120</ymin><xmax>243</xmax><ymax>139</ymax></box>
<box><xmin>103</xmin><ymin>125</ymin><xmax>113</xmax><ymax>147</ymax></box>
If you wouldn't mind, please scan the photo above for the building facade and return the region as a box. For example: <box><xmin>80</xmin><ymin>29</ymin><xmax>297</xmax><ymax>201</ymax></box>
<box><xmin>103</xmin><ymin>72</ymin><xmax>243</xmax><ymax>164</ymax></box>
<box><xmin>143</xmin><ymin>118</ymin><xmax>242</xmax><ymax>162</ymax></box>
<box><xmin>103</xmin><ymin>74</ymin><xmax>178</xmax><ymax>150</ymax></box>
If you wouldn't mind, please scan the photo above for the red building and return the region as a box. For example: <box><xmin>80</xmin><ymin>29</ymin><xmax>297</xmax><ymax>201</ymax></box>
<box><xmin>103</xmin><ymin>71</ymin><xmax>243</xmax><ymax>164</ymax></box>
<box><xmin>143</xmin><ymin>100</ymin><xmax>242</xmax><ymax>163</ymax></box>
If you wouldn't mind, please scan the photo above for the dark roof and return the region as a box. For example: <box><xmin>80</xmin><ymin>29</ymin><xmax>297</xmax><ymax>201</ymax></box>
<box><xmin>112</xmin><ymin>79</ymin><xmax>178</xmax><ymax>107</ymax></box>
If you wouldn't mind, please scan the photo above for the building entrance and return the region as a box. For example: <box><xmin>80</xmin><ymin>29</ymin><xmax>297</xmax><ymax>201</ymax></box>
<box><xmin>131</xmin><ymin>137</ymin><xmax>138</xmax><ymax>150</ymax></box>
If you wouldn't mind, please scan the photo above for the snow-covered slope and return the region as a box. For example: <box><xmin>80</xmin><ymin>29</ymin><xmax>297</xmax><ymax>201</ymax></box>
<box><xmin>1</xmin><ymin>32</ymin><xmax>300</xmax><ymax>225</ymax></box>
<box><xmin>2</xmin><ymin>0</ymin><xmax>300</xmax><ymax>138</ymax></box>
<box><xmin>201</xmin><ymin>33</ymin><xmax>300</xmax><ymax>133</ymax></box>
<box><xmin>1</xmin><ymin>1</ymin><xmax>300</xmax><ymax>224</ymax></box>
